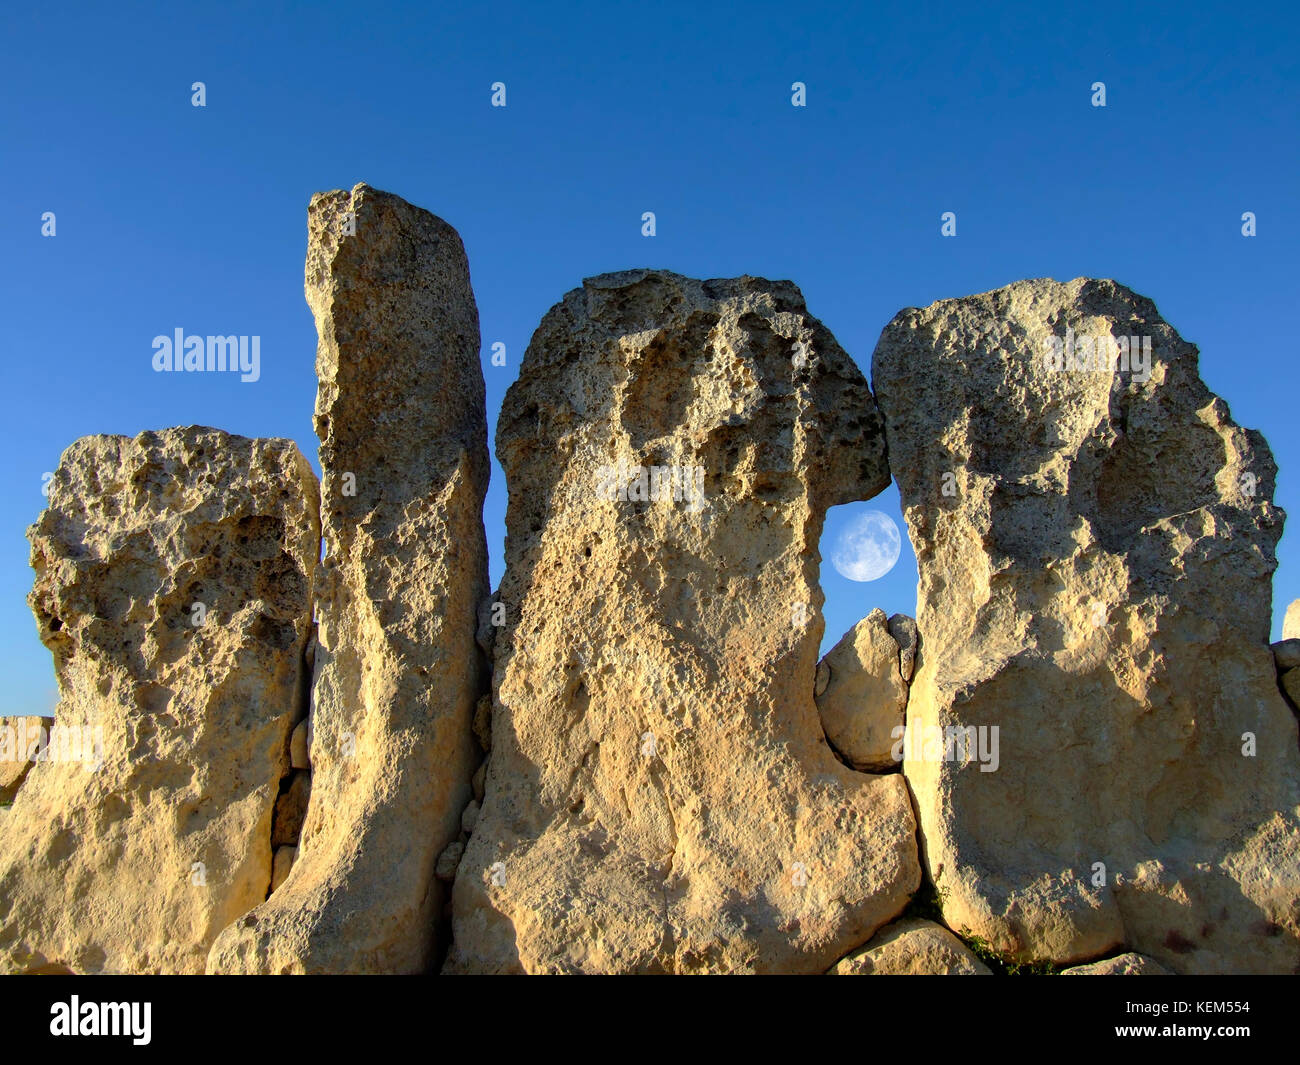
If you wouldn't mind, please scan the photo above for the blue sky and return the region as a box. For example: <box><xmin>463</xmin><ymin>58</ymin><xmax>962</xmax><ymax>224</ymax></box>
<box><xmin>1</xmin><ymin>1</ymin><xmax>1296</xmax><ymax>715</ymax></box>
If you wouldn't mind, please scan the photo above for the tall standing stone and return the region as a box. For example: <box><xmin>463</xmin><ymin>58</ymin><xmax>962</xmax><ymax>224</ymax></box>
<box><xmin>445</xmin><ymin>270</ymin><xmax>919</xmax><ymax>974</ymax></box>
<box><xmin>208</xmin><ymin>184</ymin><xmax>489</xmax><ymax>973</ymax></box>
<box><xmin>0</xmin><ymin>428</ymin><xmax>318</xmax><ymax>974</ymax></box>
<box><xmin>872</xmin><ymin>277</ymin><xmax>1300</xmax><ymax>973</ymax></box>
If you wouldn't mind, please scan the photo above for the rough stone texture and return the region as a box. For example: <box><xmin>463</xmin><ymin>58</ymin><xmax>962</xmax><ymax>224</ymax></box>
<box><xmin>445</xmin><ymin>269</ymin><xmax>919</xmax><ymax>974</ymax></box>
<box><xmin>872</xmin><ymin>277</ymin><xmax>1300</xmax><ymax>974</ymax></box>
<box><xmin>208</xmin><ymin>184</ymin><xmax>489</xmax><ymax>975</ymax></box>
<box><xmin>828</xmin><ymin>917</ymin><xmax>991</xmax><ymax>975</ymax></box>
<box><xmin>1285</xmin><ymin>599</ymin><xmax>1300</xmax><ymax>641</ymax></box>
<box><xmin>0</xmin><ymin>717</ymin><xmax>48</xmax><ymax>804</ymax></box>
<box><xmin>0</xmin><ymin>428</ymin><xmax>318</xmax><ymax>974</ymax></box>
<box><xmin>1061</xmin><ymin>952</ymin><xmax>1170</xmax><ymax>975</ymax></box>
<box><xmin>815</xmin><ymin>609</ymin><xmax>909</xmax><ymax>771</ymax></box>
<box><xmin>887</xmin><ymin>614</ymin><xmax>919</xmax><ymax>683</ymax></box>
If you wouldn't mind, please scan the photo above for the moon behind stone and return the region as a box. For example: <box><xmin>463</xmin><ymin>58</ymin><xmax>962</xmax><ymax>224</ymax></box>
<box><xmin>831</xmin><ymin>510</ymin><xmax>902</xmax><ymax>582</ymax></box>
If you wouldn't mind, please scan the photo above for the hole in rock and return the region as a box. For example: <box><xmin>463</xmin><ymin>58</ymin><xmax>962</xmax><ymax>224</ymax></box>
<box><xmin>817</xmin><ymin>484</ymin><xmax>918</xmax><ymax>657</ymax></box>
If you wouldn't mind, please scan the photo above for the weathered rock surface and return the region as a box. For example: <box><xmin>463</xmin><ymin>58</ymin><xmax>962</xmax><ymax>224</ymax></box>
<box><xmin>872</xmin><ymin>277</ymin><xmax>1300</xmax><ymax>974</ymax></box>
<box><xmin>208</xmin><ymin>184</ymin><xmax>489</xmax><ymax>974</ymax></box>
<box><xmin>0</xmin><ymin>717</ymin><xmax>47</xmax><ymax>803</ymax></box>
<box><xmin>445</xmin><ymin>269</ymin><xmax>919</xmax><ymax>974</ymax></box>
<box><xmin>815</xmin><ymin>609</ymin><xmax>909</xmax><ymax>771</ymax></box>
<box><xmin>1061</xmin><ymin>952</ymin><xmax>1170</xmax><ymax>975</ymax></box>
<box><xmin>887</xmin><ymin>614</ymin><xmax>919</xmax><ymax>683</ymax></box>
<box><xmin>828</xmin><ymin>917</ymin><xmax>991</xmax><ymax>974</ymax></box>
<box><xmin>0</xmin><ymin>428</ymin><xmax>318</xmax><ymax>974</ymax></box>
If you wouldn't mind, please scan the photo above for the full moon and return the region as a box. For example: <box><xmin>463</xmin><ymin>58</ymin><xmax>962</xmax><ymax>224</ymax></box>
<box><xmin>831</xmin><ymin>510</ymin><xmax>902</xmax><ymax>582</ymax></box>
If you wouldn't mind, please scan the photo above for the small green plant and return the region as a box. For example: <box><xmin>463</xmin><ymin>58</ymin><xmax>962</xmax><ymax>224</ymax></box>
<box><xmin>900</xmin><ymin>876</ymin><xmax>948</xmax><ymax>923</ymax></box>
<box><xmin>900</xmin><ymin>876</ymin><xmax>1061</xmax><ymax>974</ymax></box>
<box><xmin>958</xmin><ymin>927</ymin><xmax>1061</xmax><ymax>975</ymax></box>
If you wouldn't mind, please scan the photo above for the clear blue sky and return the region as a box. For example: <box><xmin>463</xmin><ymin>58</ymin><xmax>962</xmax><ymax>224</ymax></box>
<box><xmin>2</xmin><ymin>1</ymin><xmax>1297</xmax><ymax>716</ymax></box>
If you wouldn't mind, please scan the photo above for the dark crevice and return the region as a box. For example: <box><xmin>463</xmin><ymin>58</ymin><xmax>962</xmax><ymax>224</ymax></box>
<box><xmin>261</xmin><ymin>623</ymin><xmax>316</xmax><ymax>902</ymax></box>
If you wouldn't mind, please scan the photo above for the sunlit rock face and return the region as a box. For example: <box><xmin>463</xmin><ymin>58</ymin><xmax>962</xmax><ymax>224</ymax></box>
<box><xmin>208</xmin><ymin>184</ymin><xmax>489</xmax><ymax>974</ymax></box>
<box><xmin>2</xmin><ymin>427</ymin><xmax>318</xmax><ymax>975</ymax></box>
<box><xmin>446</xmin><ymin>269</ymin><xmax>920</xmax><ymax>974</ymax></box>
<box><xmin>872</xmin><ymin>277</ymin><xmax>1300</xmax><ymax>973</ymax></box>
